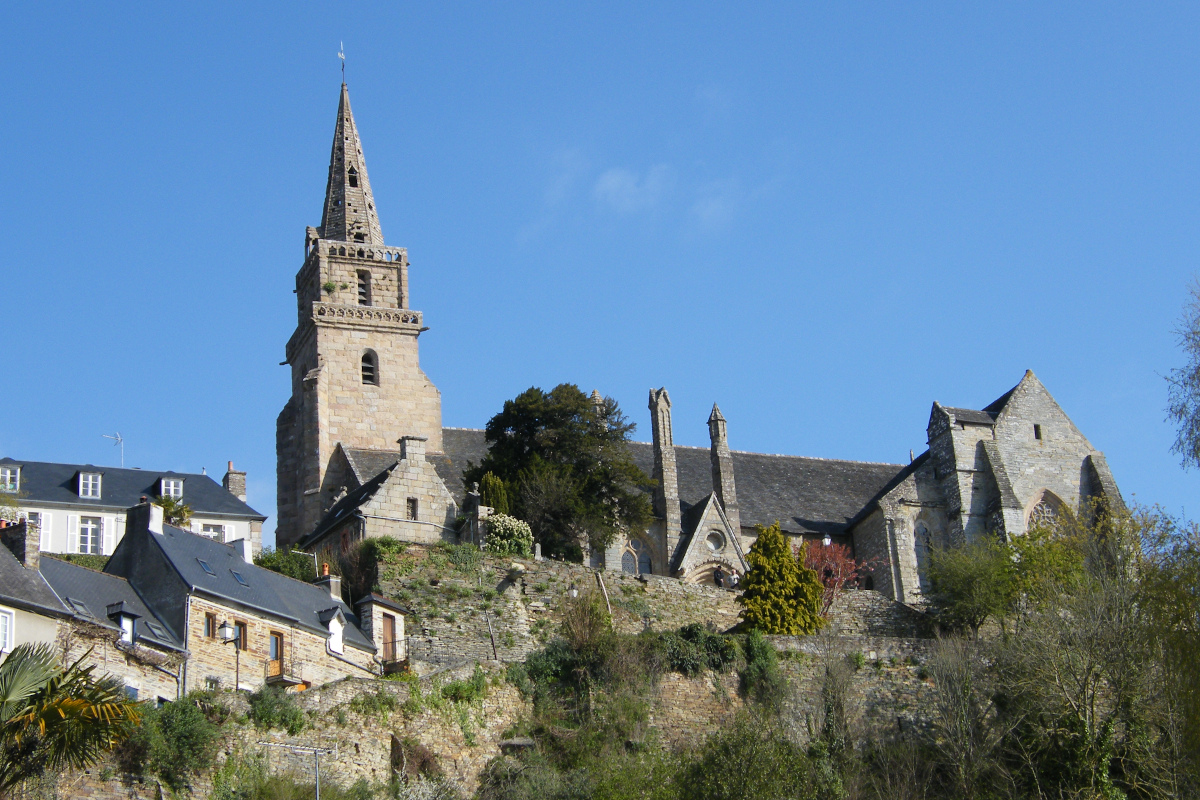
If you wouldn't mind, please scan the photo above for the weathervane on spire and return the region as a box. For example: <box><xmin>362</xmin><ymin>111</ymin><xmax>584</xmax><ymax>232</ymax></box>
<box><xmin>338</xmin><ymin>41</ymin><xmax>345</xmax><ymax>83</ymax></box>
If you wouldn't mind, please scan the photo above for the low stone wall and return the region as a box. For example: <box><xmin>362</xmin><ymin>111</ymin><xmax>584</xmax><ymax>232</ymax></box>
<box><xmin>822</xmin><ymin>590</ymin><xmax>927</xmax><ymax>638</ymax></box>
<box><xmin>648</xmin><ymin>670</ymin><xmax>744</xmax><ymax>748</ymax></box>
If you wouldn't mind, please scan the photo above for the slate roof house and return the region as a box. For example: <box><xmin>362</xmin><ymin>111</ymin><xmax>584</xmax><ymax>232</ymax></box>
<box><xmin>275</xmin><ymin>83</ymin><xmax>1125</xmax><ymax>604</ymax></box>
<box><xmin>0</xmin><ymin>519</ymin><xmax>184</xmax><ymax>702</ymax></box>
<box><xmin>0</xmin><ymin>459</ymin><xmax>266</xmax><ymax>556</ymax></box>
<box><xmin>103</xmin><ymin>501</ymin><xmax>402</xmax><ymax>693</ymax></box>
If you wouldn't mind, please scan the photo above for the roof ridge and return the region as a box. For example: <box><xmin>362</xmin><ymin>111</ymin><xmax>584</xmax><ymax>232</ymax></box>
<box><xmin>651</xmin><ymin>442</ymin><xmax>904</xmax><ymax>467</ymax></box>
<box><xmin>442</xmin><ymin>427</ymin><xmax>486</xmax><ymax>432</ymax></box>
<box><xmin>1</xmin><ymin>459</ymin><xmax>217</xmax><ymax>479</ymax></box>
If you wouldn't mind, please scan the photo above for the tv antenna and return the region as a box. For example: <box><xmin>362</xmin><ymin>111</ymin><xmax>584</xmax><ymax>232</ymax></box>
<box><xmin>102</xmin><ymin>433</ymin><xmax>124</xmax><ymax>468</ymax></box>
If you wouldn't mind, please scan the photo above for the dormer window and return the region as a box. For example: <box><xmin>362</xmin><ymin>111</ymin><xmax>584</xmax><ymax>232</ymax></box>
<box><xmin>348</xmin><ymin>167</ymin><xmax>359</xmax><ymax>187</ymax></box>
<box><xmin>107</xmin><ymin>602</ymin><xmax>139</xmax><ymax>644</ymax></box>
<box><xmin>0</xmin><ymin>466</ymin><xmax>19</xmax><ymax>493</ymax></box>
<box><xmin>160</xmin><ymin>478</ymin><xmax>183</xmax><ymax>499</ymax></box>
<box><xmin>319</xmin><ymin>608</ymin><xmax>346</xmax><ymax>654</ymax></box>
<box><xmin>79</xmin><ymin>472</ymin><xmax>102</xmax><ymax>499</ymax></box>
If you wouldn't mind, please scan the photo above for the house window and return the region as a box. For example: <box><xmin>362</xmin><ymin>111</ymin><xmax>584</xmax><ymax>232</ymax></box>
<box><xmin>362</xmin><ymin>350</ymin><xmax>378</xmax><ymax>385</ymax></box>
<box><xmin>328</xmin><ymin>618</ymin><xmax>344</xmax><ymax>654</ymax></box>
<box><xmin>161</xmin><ymin>478</ymin><xmax>183</xmax><ymax>499</ymax></box>
<box><xmin>201</xmin><ymin>524</ymin><xmax>225</xmax><ymax>540</ymax></box>
<box><xmin>406</xmin><ymin>498</ymin><xmax>418</xmax><ymax>521</ymax></box>
<box><xmin>0</xmin><ymin>467</ymin><xmax>18</xmax><ymax>493</ymax></box>
<box><xmin>79</xmin><ymin>473</ymin><xmax>102</xmax><ymax>499</ymax></box>
<box><xmin>1034</xmin><ymin>424</ymin><xmax>1043</xmax><ymax>441</ymax></box>
<box><xmin>234</xmin><ymin>621</ymin><xmax>248</xmax><ymax>651</ymax></box>
<box><xmin>357</xmin><ymin>270</ymin><xmax>372</xmax><ymax>306</ymax></box>
<box><xmin>124</xmin><ymin>686</ymin><xmax>138</xmax><ymax>701</ymax></box>
<box><xmin>204</xmin><ymin>613</ymin><xmax>217</xmax><ymax>638</ymax></box>
<box><xmin>0</xmin><ymin>607</ymin><xmax>13</xmax><ymax>653</ymax></box>
<box><xmin>79</xmin><ymin>516</ymin><xmax>102</xmax><ymax>554</ymax></box>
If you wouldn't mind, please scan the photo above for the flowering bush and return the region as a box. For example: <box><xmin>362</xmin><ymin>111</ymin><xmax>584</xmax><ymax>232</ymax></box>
<box><xmin>485</xmin><ymin>514</ymin><xmax>534</xmax><ymax>557</ymax></box>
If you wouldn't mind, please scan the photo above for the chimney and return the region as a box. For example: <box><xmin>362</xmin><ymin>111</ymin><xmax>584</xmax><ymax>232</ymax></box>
<box><xmin>127</xmin><ymin>498</ymin><xmax>165</xmax><ymax>536</ymax></box>
<box><xmin>0</xmin><ymin>519</ymin><xmax>38</xmax><ymax>570</ymax></box>
<box><xmin>398</xmin><ymin>436</ymin><xmax>427</xmax><ymax>463</ymax></box>
<box><xmin>231</xmin><ymin>538</ymin><xmax>254</xmax><ymax>564</ymax></box>
<box><xmin>223</xmin><ymin>461</ymin><xmax>247</xmax><ymax>502</ymax></box>
<box><xmin>649</xmin><ymin>388</ymin><xmax>682</xmax><ymax>563</ymax></box>
<box><xmin>316</xmin><ymin>571</ymin><xmax>342</xmax><ymax>602</ymax></box>
<box><xmin>708</xmin><ymin>404</ymin><xmax>742</xmax><ymax>536</ymax></box>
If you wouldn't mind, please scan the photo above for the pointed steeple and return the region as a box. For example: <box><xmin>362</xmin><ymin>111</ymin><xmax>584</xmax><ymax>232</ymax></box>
<box><xmin>319</xmin><ymin>84</ymin><xmax>385</xmax><ymax>244</ymax></box>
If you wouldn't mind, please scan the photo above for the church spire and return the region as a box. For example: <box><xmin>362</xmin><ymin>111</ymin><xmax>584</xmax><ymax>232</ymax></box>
<box><xmin>319</xmin><ymin>83</ymin><xmax>385</xmax><ymax>244</ymax></box>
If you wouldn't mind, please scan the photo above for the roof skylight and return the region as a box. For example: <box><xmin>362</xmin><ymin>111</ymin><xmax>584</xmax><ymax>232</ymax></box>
<box><xmin>197</xmin><ymin>559</ymin><xmax>216</xmax><ymax>576</ymax></box>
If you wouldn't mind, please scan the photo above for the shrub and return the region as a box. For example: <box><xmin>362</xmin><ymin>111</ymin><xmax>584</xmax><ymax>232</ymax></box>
<box><xmin>254</xmin><ymin>546</ymin><xmax>316</xmax><ymax>581</ymax></box>
<box><xmin>486</xmin><ymin>514</ymin><xmax>534</xmax><ymax>558</ymax></box>
<box><xmin>738</xmin><ymin>522</ymin><xmax>825</xmax><ymax>634</ymax></box>
<box><xmin>441</xmin><ymin>665</ymin><xmax>488</xmax><ymax>703</ymax></box>
<box><xmin>655</xmin><ymin>625</ymin><xmax>739</xmax><ymax>677</ymax></box>
<box><xmin>480</xmin><ymin>471</ymin><xmax>511</xmax><ymax>516</ymax></box>
<box><xmin>677</xmin><ymin>714</ymin><xmax>818</xmax><ymax>800</ymax></box>
<box><xmin>248</xmin><ymin>684</ymin><xmax>306</xmax><ymax>734</ymax></box>
<box><xmin>926</xmin><ymin>537</ymin><xmax>1015</xmax><ymax>637</ymax></box>
<box><xmin>740</xmin><ymin>629</ymin><xmax>785</xmax><ymax>710</ymax></box>
<box><xmin>124</xmin><ymin>692</ymin><xmax>222</xmax><ymax>791</ymax></box>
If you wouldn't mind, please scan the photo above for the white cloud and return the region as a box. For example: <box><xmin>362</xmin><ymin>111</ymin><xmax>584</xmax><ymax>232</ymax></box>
<box><xmin>593</xmin><ymin>164</ymin><xmax>672</xmax><ymax>213</ymax></box>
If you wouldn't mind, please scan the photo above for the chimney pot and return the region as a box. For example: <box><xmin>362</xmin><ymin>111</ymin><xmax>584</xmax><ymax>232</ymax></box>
<box><xmin>228</xmin><ymin>461</ymin><xmax>233</xmax><ymax>471</ymax></box>
<box><xmin>322</xmin><ymin>562</ymin><xmax>330</xmax><ymax>577</ymax></box>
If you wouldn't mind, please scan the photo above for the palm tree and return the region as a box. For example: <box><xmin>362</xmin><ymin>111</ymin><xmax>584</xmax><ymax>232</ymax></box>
<box><xmin>152</xmin><ymin>495</ymin><xmax>193</xmax><ymax>528</ymax></box>
<box><xmin>0</xmin><ymin>643</ymin><xmax>140</xmax><ymax>796</ymax></box>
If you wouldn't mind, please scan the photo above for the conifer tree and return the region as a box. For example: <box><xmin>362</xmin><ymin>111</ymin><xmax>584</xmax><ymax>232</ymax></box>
<box><xmin>479</xmin><ymin>471</ymin><xmax>510</xmax><ymax>516</ymax></box>
<box><xmin>738</xmin><ymin>522</ymin><xmax>824</xmax><ymax>634</ymax></box>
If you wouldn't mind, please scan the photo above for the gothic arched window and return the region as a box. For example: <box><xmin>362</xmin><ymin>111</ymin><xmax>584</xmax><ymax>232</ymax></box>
<box><xmin>1027</xmin><ymin>491</ymin><xmax>1065</xmax><ymax>530</ymax></box>
<box><xmin>622</xmin><ymin>537</ymin><xmax>652</xmax><ymax>575</ymax></box>
<box><xmin>348</xmin><ymin>167</ymin><xmax>359</xmax><ymax>188</ymax></box>
<box><xmin>361</xmin><ymin>350</ymin><xmax>379</xmax><ymax>386</ymax></box>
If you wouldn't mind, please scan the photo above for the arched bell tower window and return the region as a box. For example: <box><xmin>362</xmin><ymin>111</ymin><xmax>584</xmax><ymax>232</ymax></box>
<box><xmin>348</xmin><ymin>167</ymin><xmax>359</xmax><ymax>188</ymax></box>
<box><xmin>361</xmin><ymin>350</ymin><xmax>379</xmax><ymax>386</ymax></box>
<box><xmin>357</xmin><ymin>270</ymin><xmax>372</xmax><ymax>306</ymax></box>
<box><xmin>621</xmin><ymin>537</ymin><xmax>652</xmax><ymax>576</ymax></box>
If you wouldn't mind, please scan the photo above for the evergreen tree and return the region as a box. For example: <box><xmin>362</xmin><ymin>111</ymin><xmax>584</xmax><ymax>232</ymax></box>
<box><xmin>479</xmin><ymin>471</ymin><xmax>510</xmax><ymax>516</ymax></box>
<box><xmin>738</xmin><ymin>522</ymin><xmax>824</xmax><ymax>635</ymax></box>
<box><xmin>464</xmin><ymin>384</ymin><xmax>652</xmax><ymax>559</ymax></box>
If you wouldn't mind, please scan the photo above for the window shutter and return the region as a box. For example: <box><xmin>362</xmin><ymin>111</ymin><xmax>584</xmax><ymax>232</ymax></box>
<box><xmin>191</xmin><ymin>520</ymin><xmax>201</xmax><ymax>534</ymax></box>
<box><xmin>39</xmin><ymin>513</ymin><xmax>51</xmax><ymax>550</ymax></box>
<box><xmin>103</xmin><ymin>518</ymin><xmax>115</xmax><ymax>554</ymax></box>
<box><xmin>67</xmin><ymin>516</ymin><xmax>79</xmax><ymax>554</ymax></box>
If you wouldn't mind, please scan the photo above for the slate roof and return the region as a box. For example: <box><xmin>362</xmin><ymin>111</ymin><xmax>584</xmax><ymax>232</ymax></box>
<box><xmin>39</xmin><ymin>556</ymin><xmax>183</xmax><ymax>650</ymax></box>
<box><xmin>301</xmin><ymin>465</ymin><xmax>395</xmax><ymax>547</ymax></box>
<box><xmin>0</xmin><ymin>546</ymin><xmax>66</xmax><ymax>617</ymax></box>
<box><xmin>147</xmin><ymin>524</ymin><xmax>372</xmax><ymax>651</ymax></box>
<box><xmin>427</xmin><ymin>428</ymin><xmax>905</xmax><ymax>537</ymax></box>
<box><xmin>0</xmin><ymin>459</ymin><xmax>265</xmax><ymax>519</ymax></box>
<box><xmin>343</xmin><ymin>449</ymin><xmax>402</xmax><ymax>486</ymax></box>
<box><xmin>941</xmin><ymin>407</ymin><xmax>998</xmax><ymax>426</ymax></box>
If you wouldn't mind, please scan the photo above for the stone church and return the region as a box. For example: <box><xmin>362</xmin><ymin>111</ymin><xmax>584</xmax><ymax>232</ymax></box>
<box><xmin>276</xmin><ymin>84</ymin><xmax>1124</xmax><ymax>604</ymax></box>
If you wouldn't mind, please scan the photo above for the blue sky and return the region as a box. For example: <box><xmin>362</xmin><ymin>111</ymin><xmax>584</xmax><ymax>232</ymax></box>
<box><xmin>3</xmin><ymin>3</ymin><xmax>1198</xmax><ymax>545</ymax></box>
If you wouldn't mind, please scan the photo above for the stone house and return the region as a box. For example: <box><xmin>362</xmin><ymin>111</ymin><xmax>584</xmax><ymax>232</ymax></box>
<box><xmin>273</xmin><ymin>83</ymin><xmax>1123</xmax><ymax>603</ymax></box>
<box><xmin>0</xmin><ymin>458</ymin><xmax>266</xmax><ymax>556</ymax></box>
<box><xmin>104</xmin><ymin>501</ymin><xmax>404</xmax><ymax>693</ymax></box>
<box><xmin>0</xmin><ymin>519</ymin><xmax>185</xmax><ymax>703</ymax></box>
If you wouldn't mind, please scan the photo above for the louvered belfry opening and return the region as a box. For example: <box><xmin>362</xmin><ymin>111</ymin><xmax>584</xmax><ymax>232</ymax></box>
<box><xmin>361</xmin><ymin>350</ymin><xmax>378</xmax><ymax>385</ymax></box>
<box><xmin>357</xmin><ymin>270</ymin><xmax>371</xmax><ymax>306</ymax></box>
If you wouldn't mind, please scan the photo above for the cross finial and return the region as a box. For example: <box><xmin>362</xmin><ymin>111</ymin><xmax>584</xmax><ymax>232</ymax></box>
<box><xmin>338</xmin><ymin>41</ymin><xmax>345</xmax><ymax>82</ymax></box>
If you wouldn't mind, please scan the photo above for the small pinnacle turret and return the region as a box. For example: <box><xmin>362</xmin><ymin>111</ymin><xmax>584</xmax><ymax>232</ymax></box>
<box><xmin>319</xmin><ymin>83</ymin><xmax>385</xmax><ymax>244</ymax></box>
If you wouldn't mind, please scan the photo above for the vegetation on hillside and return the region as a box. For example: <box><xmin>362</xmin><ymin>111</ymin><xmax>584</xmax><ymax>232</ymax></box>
<box><xmin>738</xmin><ymin>522</ymin><xmax>824</xmax><ymax>635</ymax></box>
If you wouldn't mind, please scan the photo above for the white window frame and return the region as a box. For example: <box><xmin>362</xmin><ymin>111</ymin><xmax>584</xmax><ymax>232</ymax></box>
<box><xmin>0</xmin><ymin>606</ymin><xmax>13</xmax><ymax>653</ymax></box>
<box><xmin>328</xmin><ymin>617</ymin><xmax>344</xmax><ymax>654</ymax></box>
<box><xmin>0</xmin><ymin>467</ymin><xmax>18</xmax><ymax>493</ymax></box>
<box><xmin>119</xmin><ymin>615</ymin><xmax>134</xmax><ymax>644</ymax></box>
<box><xmin>201</xmin><ymin>523</ymin><xmax>225</xmax><ymax>541</ymax></box>
<box><xmin>79</xmin><ymin>473</ymin><xmax>102</xmax><ymax>499</ymax></box>
<box><xmin>160</xmin><ymin>478</ymin><xmax>183</xmax><ymax>499</ymax></box>
<box><xmin>79</xmin><ymin>516</ymin><xmax>102</xmax><ymax>555</ymax></box>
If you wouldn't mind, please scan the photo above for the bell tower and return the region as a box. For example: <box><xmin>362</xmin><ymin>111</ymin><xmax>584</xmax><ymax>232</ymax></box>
<box><xmin>276</xmin><ymin>83</ymin><xmax>443</xmax><ymax>547</ymax></box>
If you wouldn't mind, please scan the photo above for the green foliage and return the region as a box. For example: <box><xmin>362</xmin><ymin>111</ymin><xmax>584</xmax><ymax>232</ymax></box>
<box><xmin>925</xmin><ymin>536</ymin><xmax>1016</xmax><ymax>636</ymax></box>
<box><xmin>485</xmin><ymin>514</ymin><xmax>534</xmax><ymax>558</ymax></box>
<box><xmin>479</xmin><ymin>471</ymin><xmax>511</xmax><ymax>516</ymax></box>
<box><xmin>254</xmin><ymin>546</ymin><xmax>316</xmax><ymax>582</ymax></box>
<box><xmin>152</xmin><ymin>494</ymin><xmax>193</xmax><ymax>528</ymax></box>
<box><xmin>247</xmin><ymin>685</ymin><xmax>306</xmax><ymax>735</ymax></box>
<box><xmin>42</xmin><ymin>552</ymin><xmax>109</xmax><ymax>572</ymax></box>
<box><xmin>677</xmin><ymin>713</ymin><xmax>819</xmax><ymax>800</ymax></box>
<box><xmin>349</xmin><ymin>688</ymin><xmax>399</xmax><ymax>722</ymax></box>
<box><xmin>441</xmin><ymin>665</ymin><xmax>488</xmax><ymax>704</ymax></box>
<box><xmin>737</xmin><ymin>523</ymin><xmax>825</xmax><ymax>635</ymax></box>
<box><xmin>1167</xmin><ymin>279</ymin><xmax>1200</xmax><ymax>469</ymax></box>
<box><xmin>654</xmin><ymin>624</ymin><xmax>739</xmax><ymax>677</ymax></box>
<box><xmin>740</xmin><ymin>630</ymin><xmax>785</xmax><ymax>711</ymax></box>
<box><xmin>0</xmin><ymin>643</ymin><xmax>142</xmax><ymax>793</ymax></box>
<box><xmin>124</xmin><ymin>691</ymin><xmax>222</xmax><ymax>791</ymax></box>
<box><xmin>463</xmin><ymin>384</ymin><xmax>653</xmax><ymax>558</ymax></box>
<box><xmin>321</xmin><ymin>536</ymin><xmax>409</xmax><ymax>603</ymax></box>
